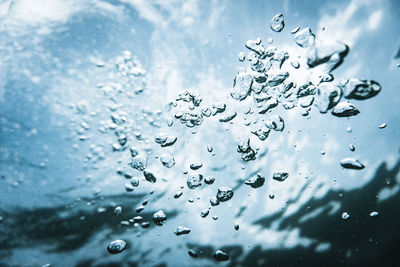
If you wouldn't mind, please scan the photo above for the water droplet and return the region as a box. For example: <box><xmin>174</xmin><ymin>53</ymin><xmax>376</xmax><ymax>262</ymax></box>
<box><xmin>174</xmin><ymin>226</ymin><xmax>191</xmax><ymax>236</ymax></box>
<box><xmin>143</xmin><ymin>170</ymin><xmax>157</xmax><ymax>183</ymax></box>
<box><xmin>269</xmin><ymin>193</ymin><xmax>275</xmax><ymax>199</ymax></box>
<box><xmin>349</xmin><ymin>144</ymin><xmax>355</xmax><ymax>152</ymax></box>
<box><xmin>152</xmin><ymin>210</ymin><xmax>167</xmax><ymax>226</ymax></box>
<box><xmin>340</xmin><ymin>158</ymin><xmax>365</xmax><ymax>170</ymax></box>
<box><xmin>187</xmin><ymin>173</ymin><xmax>203</xmax><ymax>189</ymax></box>
<box><xmin>331</xmin><ymin>102</ymin><xmax>360</xmax><ymax>117</ymax></box>
<box><xmin>272</xmin><ymin>172</ymin><xmax>289</xmax><ymax>182</ymax></box>
<box><xmin>213</xmin><ymin>250</ymin><xmax>229</xmax><ymax>261</ymax></box>
<box><xmin>107</xmin><ymin>240</ymin><xmax>127</xmax><ymax>254</ymax></box>
<box><xmin>216</xmin><ymin>186</ymin><xmax>234</xmax><ymax>202</ymax></box>
<box><xmin>212</xmin><ymin>216</ymin><xmax>218</xmax><ymax>220</ymax></box>
<box><xmin>160</xmin><ymin>154</ymin><xmax>176</xmax><ymax>168</ymax></box>
<box><xmin>270</xmin><ymin>13</ymin><xmax>285</xmax><ymax>32</ymax></box>
<box><xmin>234</xmin><ymin>223</ymin><xmax>240</xmax><ymax>230</ymax></box>
<box><xmin>245</xmin><ymin>173</ymin><xmax>265</xmax><ymax>188</ymax></box>
<box><xmin>341</xmin><ymin>212</ymin><xmax>350</xmax><ymax>221</ymax></box>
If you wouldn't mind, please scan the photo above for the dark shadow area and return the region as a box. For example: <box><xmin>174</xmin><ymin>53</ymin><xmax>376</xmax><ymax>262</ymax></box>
<box><xmin>0</xmin><ymin>192</ymin><xmax>177</xmax><ymax>253</ymax></box>
<box><xmin>183</xmin><ymin>157</ymin><xmax>400</xmax><ymax>266</ymax></box>
<box><xmin>237</xmin><ymin>156</ymin><xmax>400</xmax><ymax>266</ymax></box>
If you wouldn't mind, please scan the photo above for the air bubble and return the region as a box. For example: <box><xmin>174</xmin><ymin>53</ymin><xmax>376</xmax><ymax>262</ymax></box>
<box><xmin>213</xmin><ymin>250</ymin><xmax>229</xmax><ymax>261</ymax></box>
<box><xmin>152</xmin><ymin>210</ymin><xmax>167</xmax><ymax>226</ymax></box>
<box><xmin>174</xmin><ymin>226</ymin><xmax>191</xmax><ymax>236</ymax></box>
<box><xmin>216</xmin><ymin>186</ymin><xmax>234</xmax><ymax>202</ymax></box>
<box><xmin>341</xmin><ymin>212</ymin><xmax>350</xmax><ymax>221</ymax></box>
<box><xmin>272</xmin><ymin>172</ymin><xmax>289</xmax><ymax>182</ymax></box>
<box><xmin>245</xmin><ymin>173</ymin><xmax>265</xmax><ymax>188</ymax></box>
<box><xmin>270</xmin><ymin>13</ymin><xmax>285</xmax><ymax>32</ymax></box>
<box><xmin>107</xmin><ymin>240</ymin><xmax>127</xmax><ymax>254</ymax></box>
<box><xmin>340</xmin><ymin>158</ymin><xmax>365</xmax><ymax>170</ymax></box>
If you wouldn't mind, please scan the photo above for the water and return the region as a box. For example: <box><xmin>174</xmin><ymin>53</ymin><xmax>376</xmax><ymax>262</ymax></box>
<box><xmin>1</xmin><ymin>1</ymin><xmax>399</xmax><ymax>266</ymax></box>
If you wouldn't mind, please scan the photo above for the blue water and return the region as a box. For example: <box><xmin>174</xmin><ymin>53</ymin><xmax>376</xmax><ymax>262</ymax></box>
<box><xmin>0</xmin><ymin>0</ymin><xmax>399</xmax><ymax>266</ymax></box>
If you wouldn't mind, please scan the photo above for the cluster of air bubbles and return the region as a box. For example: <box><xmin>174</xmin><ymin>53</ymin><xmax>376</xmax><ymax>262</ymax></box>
<box><xmin>172</xmin><ymin>90</ymin><xmax>237</xmax><ymax>128</ymax></box>
<box><xmin>95</xmin><ymin>13</ymin><xmax>383</xmax><ymax>262</ymax></box>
